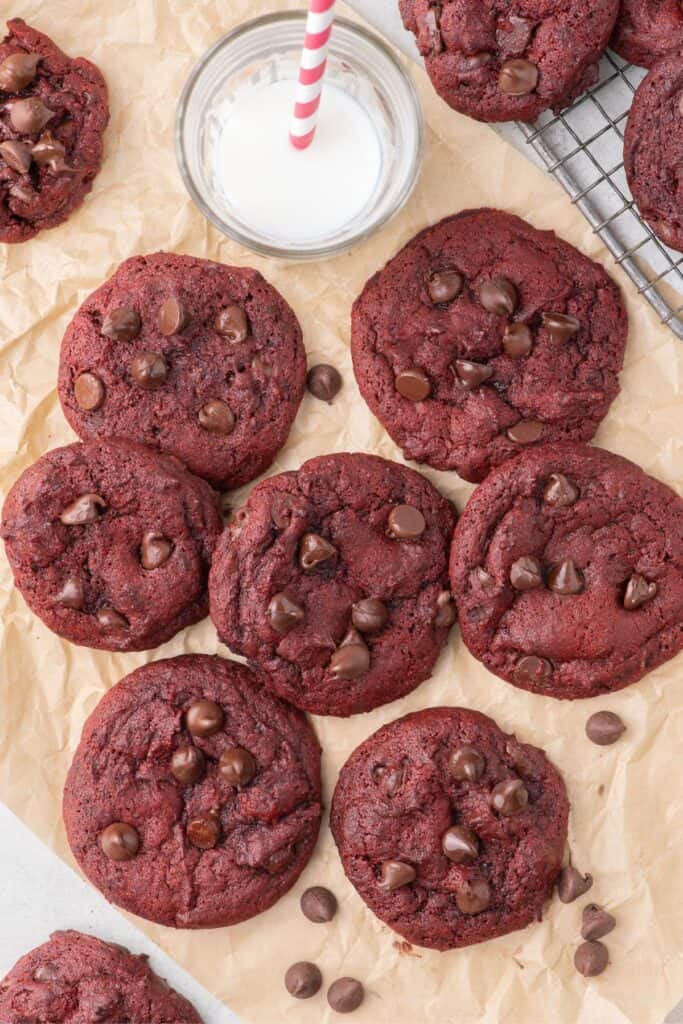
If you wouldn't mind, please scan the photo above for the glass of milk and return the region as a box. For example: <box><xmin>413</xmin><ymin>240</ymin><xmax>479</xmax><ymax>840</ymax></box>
<box><xmin>176</xmin><ymin>12</ymin><xmax>423</xmax><ymax>261</ymax></box>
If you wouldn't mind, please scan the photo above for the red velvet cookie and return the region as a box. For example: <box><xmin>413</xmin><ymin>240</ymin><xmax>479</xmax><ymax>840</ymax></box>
<box><xmin>209</xmin><ymin>452</ymin><xmax>456</xmax><ymax>717</ymax></box>
<box><xmin>0</xmin><ymin>18</ymin><xmax>108</xmax><ymax>243</ymax></box>
<box><xmin>63</xmin><ymin>656</ymin><xmax>322</xmax><ymax>928</ymax></box>
<box><xmin>399</xmin><ymin>0</ymin><xmax>619</xmax><ymax>123</ymax></box>
<box><xmin>450</xmin><ymin>443</ymin><xmax>683</xmax><ymax>699</ymax></box>
<box><xmin>611</xmin><ymin>0</ymin><xmax>683</xmax><ymax>68</ymax></box>
<box><xmin>1</xmin><ymin>439</ymin><xmax>222</xmax><ymax>652</ymax></box>
<box><xmin>352</xmin><ymin>210</ymin><xmax>627</xmax><ymax>483</ymax></box>
<box><xmin>58</xmin><ymin>252</ymin><xmax>306</xmax><ymax>491</ymax></box>
<box><xmin>331</xmin><ymin>707</ymin><xmax>568</xmax><ymax>950</ymax></box>
<box><xmin>0</xmin><ymin>930</ymin><xmax>202</xmax><ymax>1024</ymax></box>
<box><xmin>624</xmin><ymin>54</ymin><xmax>683</xmax><ymax>253</ymax></box>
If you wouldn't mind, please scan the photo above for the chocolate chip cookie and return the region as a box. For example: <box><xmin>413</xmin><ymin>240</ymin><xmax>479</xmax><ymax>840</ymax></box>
<box><xmin>58</xmin><ymin>252</ymin><xmax>306</xmax><ymax>490</ymax></box>
<box><xmin>611</xmin><ymin>0</ymin><xmax>683</xmax><ymax>68</ymax></box>
<box><xmin>63</xmin><ymin>655</ymin><xmax>322</xmax><ymax>928</ymax></box>
<box><xmin>331</xmin><ymin>706</ymin><xmax>568</xmax><ymax>950</ymax></box>
<box><xmin>209</xmin><ymin>452</ymin><xmax>456</xmax><ymax>717</ymax></box>
<box><xmin>0</xmin><ymin>930</ymin><xmax>201</xmax><ymax>1024</ymax></box>
<box><xmin>1</xmin><ymin>439</ymin><xmax>222</xmax><ymax>652</ymax></box>
<box><xmin>351</xmin><ymin>210</ymin><xmax>627</xmax><ymax>482</ymax></box>
<box><xmin>450</xmin><ymin>443</ymin><xmax>683</xmax><ymax>698</ymax></box>
<box><xmin>399</xmin><ymin>1</ymin><xmax>619</xmax><ymax>123</ymax></box>
<box><xmin>624</xmin><ymin>54</ymin><xmax>683</xmax><ymax>253</ymax></box>
<box><xmin>0</xmin><ymin>18</ymin><xmax>108</xmax><ymax>243</ymax></box>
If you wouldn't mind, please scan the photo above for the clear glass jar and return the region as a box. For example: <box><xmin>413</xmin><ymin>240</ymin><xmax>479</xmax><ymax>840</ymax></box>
<box><xmin>175</xmin><ymin>12</ymin><xmax>423</xmax><ymax>261</ymax></box>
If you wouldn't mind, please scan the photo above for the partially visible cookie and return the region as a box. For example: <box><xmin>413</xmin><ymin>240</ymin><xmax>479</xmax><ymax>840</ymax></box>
<box><xmin>58</xmin><ymin>252</ymin><xmax>306</xmax><ymax>490</ymax></box>
<box><xmin>399</xmin><ymin>0</ymin><xmax>619</xmax><ymax>123</ymax></box>
<box><xmin>1</xmin><ymin>439</ymin><xmax>222</xmax><ymax>652</ymax></box>
<box><xmin>63</xmin><ymin>656</ymin><xmax>322</xmax><ymax>928</ymax></box>
<box><xmin>450</xmin><ymin>443</ymin><xmax>683</xmax><ymax>699</ymax></box>
<box><xmin>624</xmin><ymin>54</ymin><xmax>683</xmax><ymax>253</ymax></box>
<box><xmin>351</xmin><ymin>210</ymin><xmax>627</xmax><ymax>483</ymax></box>
<box><xmin>331</xmin><ymin>707</ymin><xmax>568</xmax><ymax>950</ymax></box>
<box><xmin>0</xmin><ymin>18</ymin><xmax>108</xmax><ymax>243</ymax></box>
<box><xmin>209</xmin><ymin>452</ymin><xmax>456</xmax><ymax>717</ymax></box>
<box><xmin>610</xmin><ymin>0</ymin><xmax>683</xmax><ymax>68</ymax></box>
<box><xmin>0</xmin><ymin>930</ymin><xmax>202</xmax><ymax>1024</ymax></box>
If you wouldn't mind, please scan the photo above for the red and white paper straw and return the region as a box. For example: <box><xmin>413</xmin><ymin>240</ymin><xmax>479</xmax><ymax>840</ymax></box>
<box><xmin>289</xmin><ymin>0</ymin><xmax>336</xmax><ymax>150</ymax></box>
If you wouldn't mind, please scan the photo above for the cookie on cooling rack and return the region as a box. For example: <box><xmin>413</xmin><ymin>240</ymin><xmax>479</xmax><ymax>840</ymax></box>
<box><xmin>610</xmin><ymin>0</ymin><xmax>683</xmax><ymax>68</ymax></box>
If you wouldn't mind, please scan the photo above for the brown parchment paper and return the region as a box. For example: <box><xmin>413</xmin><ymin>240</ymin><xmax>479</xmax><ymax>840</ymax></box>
<box><xmin>0</xmin><ymin>2</ymin><xmax>682</xmax><ymax>1022</ymax></box>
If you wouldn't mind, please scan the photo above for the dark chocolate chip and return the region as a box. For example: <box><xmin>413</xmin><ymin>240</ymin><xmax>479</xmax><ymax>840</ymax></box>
<box><xmin>499</xmin><ymin>58</ymin><xmax>539</xmax><ymax>95</ymax></box>
<box><xmin>557</xmin><ymin>865</ymin><xmax>593</xmax><ymax>903</ymax></box>
<box><xmin>187</xmin><ymin>815</ymin><xmax>220</xmax><ymax>850</ymax></box>
<box><xmin>130</xmin><ymin>352</ymin><xmax>168</xmax><ymax>390</ymax></box>
<box><xmin>31</xmin><ymin>131</ymin><xmax>70</xmax><ymax>173</ymax></box>
<box><xmin>100</xmin><ymin>822</ymin><xmax>139</xmax><ymax>861</ymax></box>
<box><xmin>0</xmin><ymin>139</ymin><xmax>31</xmax><ymax>173</ymax></box>
<box><xmin>215</xmin><ymin>305</ymin><xmax>248</xmax><ymax>342</ymax></box>
<box><xmin>491</xmin><ymin>778</ymin><xmax>528</xmax><ymax>816</ymax></box>
<box><xmin>623</xmin><ymin>574</ymin><xmax>657</xmax><ymax>610</ymax></box>
<box><xmin>455</xmin><ymin>359</ymin><xmax>493</xmax><ymax>389</ymax></box>
<box><xmin>434</xmin><ymin>590</ymin><xmax>456</xmax><ymax>628</ymax></box>
<box><xmin>186</xmin><ymin>699</ymin><xmax>224</xmax><ymax>737</ymax></box>
<box><xmin>299</xmin><ymin>532</ymin><xmax>336</xmax><ymax>570</ymax></box>
<box><xmin>479</xmin><ymin>276</ymin><xmax>518</xmax><ymax>316</ymax></box>
<box><xmin>219</xmin><ymin>747</ymin><xmax>256</xmax><ymax>787</ymax></box>
<box><xmin>581</xmin><ymin>904</ymin><xmax>616</xmax><ymax>941</ymax></box>
<box><xmin>300</xmin><ymin>886</ymin><xmax>338</xmax><ymax>923</ymax></box>
<box><xmin>158</xmin><ymin>297</ymin><xmax>189</xmax><ymax>336</ymax></box>
<box><xmin>171</xmin><ymin>745</ymin><xmax>205</xmax><ymax>784</ymax></box>
<box><xmin>198</xmin><ymin>398</ymin><xmax>235</xmax><ymax>435</ymax></box>
<box><xmin>574</xmin><ymin>940</ymin><xmax>608</xmax><ymax>977</ymax></box>
<box><xmin>60</xmin><ymin>493</ymin><xmax>105</xmax><ymax>525</ymax></box>
<box><xmin>449</xmin><ymin>745</ymin><xmax>485</xmax><ymax>781</ymax></box>
<box><xmin>285</xmin><ymin>962</ymin><xmax>322</xmax><ymax>1000</ymax></box>
<box><xmin>442</xmin><ymin>825</ymin><xmax>479</xmax><ymax>863</ymax></box>
<box><xmin>503</xmin><ymin>322</ymin><xmax>533</xmax><ymax>358</ymax></box>
<box><xmin>268</xmin><ymin>592</ymin><xmax>305</xmax><ymax>634</ymax></box>
<box><xmin>543</xmin><ymin>312</ymin><xmax>581</xmax><ymax>343</ymax></box>
<box><xmin>514</xmin><ymin>654</ymin><xmax>552</xmax><ymax>687</ymax></box>
<box><xmin>102</xmin><ymin>308</ymin><xmax>141</xmax><ymax>342</ymax></box>
<box><xmin>510</xmin><ymin>555</ymin><xmax>543</xmax><ymax>591</ymax></box>
<box><xmin>74</xmin><ymin>371</ymin><xmax>105</xmax><ymax>411</ymax></box>
<box><xmin>455</xmin><ymin>876</ymin><xmax>491</xmax><ymax>915</ymax></box>
<box><xmin>507</xmin><ymin>419</ymin><xmax>543</xmax><ymax>444</ymax></box>
<box><xmin>543</xmin><ymin>473</ymin><xmax>579</xmax><ymax>507</ymax></box>
<box><xmin>547</xmin><ymin>559</ymin><xmax>584</xmax><ymax>595</ymax></box>
<box><xmin>352</xmin><ymin>597</ymin><xmax>388</xmax><ymax>633</ymax></box>
<box><xmin>8</xmin><ymin>96</ymin><xmax>52</xmax><ymax>133</ymax></box>
<box><xmin>585</xmin><ymin>711</ymin><xmax>625</xmax><ymax>746</ymax></box>
<box><xmin>140</xmin><ymin>530</ymin><xmax>173</xmax><ymax>570</ymax></box>
<box><xmin>388</xmin><ymin>504</ymin><xmax>426</xmax><ymax>539</ymax></box>
<box><xmin>329</xmin><ymin>627</ymin><xmax>370</xmax><ymax>679</ymax></box>
<box><xmin>0</xmin><ymin>52</ymin><xmax>40</xmax><ymax>92</ymax></box>
<box><xmin>380</xmin><ymin>860</ymin><xmax>416</xmax><ymax>890</ymax></box>
<box><xmin>428</xmin><ymin>269</ymin><xmax>462</xmax><ymax>304</ymax></box>
<box><xmin>96</xmin><ymin>607</ymin><xmax>128</xmax><ymax>630</ymax></box>
<box><xmin>395</xmin><ymin>367</ymin><xmax>430</xmax><ymax>401</ymax></box>
<box><xmin>327</xmin><ymin>977</ymin><xmax>364</xmax><ymax>1014</ymax></box>
<box><xmin>53</xmin><ymin>578</ymin><xmax>84</xmax><ymax>610</ymax></box>
<box><xmin>307</xmin><ymin>363</ymin><xmax>342</xmax><ymax>402</ymax></box>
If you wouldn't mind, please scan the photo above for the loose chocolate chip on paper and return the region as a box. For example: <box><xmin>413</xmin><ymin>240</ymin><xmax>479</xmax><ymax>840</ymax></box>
<box><xmin>100</xmin><ymin>822</ymin><xmax>139</xmax><ymax>862</ymax></box>
<box><xmin>585</xmin><ymin>711</ymin><xmax>625</xmax><ymax>746</ymax></box>
<box><xmin>300</xmin><ymin>886</ymin><xmax>338</xmax><ymax>923</ymax></box>
<box><xmin>352</xmin><ymin>597</ymin><xmax>388</xmax><ymax>634</ymax></box>
<box><xmin>171</xmin><ymin>745</ymin><xmax>205</xmax><ymax>784</ymax></box>
<box><xmin>327</xmin><ymin>977</ymin><xmax>364</xmax><ymax>1013</ymax></box>
<box><xmin>307</xmin><ymin>363</ymin><xmax>342</xmax><ymax>402</ymax></box>
<box><xmin>557</xmin><ymin>864</ymin><xmax>593</xmax><ymax>903</ymax></box>
<box><xmin>574</xmin><ymin>940</ymin><xmax>609</xmax><ymax>977</ymax></box>
<box><xmin>285</xmin><ymin>962</ymin><xmax>322</xmax><ymax>1000</ymax></box>
<box><xmin>449</xmin><ymin>744</ymin><xmax>485</xmax><ymax>781</ymax></box>
<box><xmin>102</xmin><ymin>307</ymin><xmax>141</xmax><ymax>342</ymax></box>
<box><xmin>582</xmin><ymin>904</ymin><xmax>616</xmax><ymax>941</ymax></box>
<box><xmin>186</xmin><ymin>699</ymin><xmax>224</xmax><ymax>737</ymax></box>
<box><xmin>380</xmin><ymin>860</ymin><xmax>416</xmax><ymax>890</ymax></box>
<box><xmin>395</xmin><ymin>367</ymin><xmax>431</xmax><ymax>401</ymax></box>
<box><xmin>74</xmin><ymin>371</ymin><xmax>105</xmax><ymax>411</ymax></box>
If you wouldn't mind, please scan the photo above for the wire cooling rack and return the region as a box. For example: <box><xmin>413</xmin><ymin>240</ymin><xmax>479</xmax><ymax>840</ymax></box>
<box><xmin>519</xmin><ymin>51</ymin><xmax>683</xmax><ymax>340</ymax></box>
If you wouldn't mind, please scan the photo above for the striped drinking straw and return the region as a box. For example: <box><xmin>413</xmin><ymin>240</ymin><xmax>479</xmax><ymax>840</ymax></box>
<box><xmin>289</xmin><ymin>0</ymin><xmax>337</xmax><ymax>150</ymax></box>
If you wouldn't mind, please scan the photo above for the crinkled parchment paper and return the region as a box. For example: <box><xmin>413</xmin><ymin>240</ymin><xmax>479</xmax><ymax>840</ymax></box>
<box><xmin>0</xmin><ymin>2</ymin><xmax>681</xmax><ymax>1022</ymax></box>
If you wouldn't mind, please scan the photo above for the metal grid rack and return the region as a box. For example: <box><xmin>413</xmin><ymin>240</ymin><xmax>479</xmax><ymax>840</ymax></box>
<box><xmin>519</xmin><ymin>51</ymin><xmax>683</xmax><ymax>340</ymax></box>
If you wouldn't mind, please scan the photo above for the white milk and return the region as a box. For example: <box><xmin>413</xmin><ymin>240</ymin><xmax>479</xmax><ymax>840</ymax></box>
<box><xmin>215</xmin><ymin>78</ymin><xmax>382</xmax><ymax>243</ymax></box>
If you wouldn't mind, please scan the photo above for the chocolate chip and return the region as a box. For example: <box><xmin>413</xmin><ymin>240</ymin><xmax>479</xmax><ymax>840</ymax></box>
<box><xmin>434</xmin><ymin>590</ymin><xmax>456</xmax><ymax>628</ymax></box>
<box><xmin>96</xmin><ymin>607</ymin><xmax>128</xmax><ymax>630</ymax></box>
<box><xmin>102</xmin><ymin>307</ymin><xmax>141</xmax><ymax>342</ymax></box>
<box><xmin>507</xmin><ymin>419</ymin><xmax>543</xmax><ymax>444</ymax></box>
<box><xmin>585</xmin><ymin>711</ymin><xmax>625</xmax><ymax>746</ymax></box>
<box><xmin>100</xmin><ymin>822</ymin><xmax>139</xmax><ymax>861</ymax></box>
<box><xmin>171</xmin><ymin>745</ymin><xmax>205</xmax><ymax>784</ymax></box>
<box><xmin>220</xmin><ymin>746</ymin><xmax>256</xmax><ymax>787</ymax></box>
<box><xmin>327</xmin><ymin>978</ymin><xmax>364</xmax><ymax>1014</ymax></box>
<box><xmin>60</xmin><ymin>493</ymin><xmax>105</xmax><ymax>525</ymax></box>
<box><xmin>503</xmin><ymin>322</ymin><xmax>533</xmax><ymax>358</ymax></box>
<box><xmin>547</xmin><ymin>559</ymin><xmax>584</xmax><ymax>595</ymax></box>
<box><xmin>582</xmin><ymin>903</ymin><xmax>616</xmax><ymax>942</ymax></box>
<box><xmin>158</xmin><ymin>297</ymin><xmax>189</xmax><ymax>336</ymax></box>
<box><xmin>479</xmin><ymin>276</ymin><xmax>518</xmax><ymax>316</ymax></box>
<box><xmin>329</xmin><ymin>627</ymin><xmax>370</xmax><ymax>679</ymax></box>
<box><xmin>499</xmin><ymin>58</ymin><xmax>539</xmax><ymax>95</ymax></box>
<box><xmin>514</xmin><ymin>654</ymin><xmax>552</xmax><ymax>687</ymax></box>
<box><xmin>198</xmin><ymin>398</ymin><xmax>235</xmax><ymax>435</ymax></box>
<box><xmin>388</xmin><ymin>504</ymin><xmax>425</xmax><ymax>539</ymax></box>
<box><xmin>557</xmin><ymin>865</ymin><xmax>593</xmax><ymax>903</ymax></box>
<box><xmin>449</xmin><ymin>745</ymin><xmax>485</xmax><ymax>781</ymax></box>
<box><xmin>374</xmin><ymin>763</ymin><xmax>405</xmax><ymax>796</ymax></box>
<box><xmin>455</xmin><ymin>876</ymin><xmax>491</xmax><ymax>915</ymax></box>
<box><xmin>285</xmin><ymin>962</ymin><xmax>322</xmax><ymax>999</ymax></box>
<box><xmin>0</xmin><ymin>139</ymin><xmax>31</xmax><ymax>173</ymax></box>
<box><xmin>459</xmin><ymin>52</ymin><xmax>494</xmax><ymax>74</ymax></box>
<box><xmin>31</xmin><ymin>131</ymin><xmax>70</xmax><ymax>173</ymax></box>
<box><xmin>351</xmin><ymin>597</ymin><xmax>388</xmax><ymax>634</ymax></box>
<box><xmin>544</xmin><ymin>473</ymin><xmax>579</xmax><ymax>507</ymax></box>
<box><xmin>8</xmin><ymin>96</ymin><xmax>53</xmax><ymax>133</ymax></box>
<box><xmin>74</xmin><ymin>372</ymin><xmax>105</xmax><ymax>411</ymax></box>
<box><xmin>0</xmin><ymin>52</ymin><xmax>40</xmax><ymax>92</ymax></box>
<box><xmin>428</xmin><ymin>269</ymin><xmax>463</xmax><ymax>304</ymax></box>
<box><xmin>624</xmin><ymin>573</ymin><xmax>657</xmax><ymax>610</ymax></box>
<box><xmin>442</xmin><ymin>825</ymin><xmax>479</xmax><ymax>863</ymax></box>
<box><xmin>187</xmin><ymin>815</ymin><xmax>220</xmax><ymax>850</ymax></box>
<box><xmin>140</xmin><ymin>530</ymin><xmax>173</xmax><ymax>570</ymax></box>
<box><xmin>395</xmin><ymin>367</ymin><xmax>430</xmax><ymax>401</ymax></box>
<box><xmin>307</xmin><ymin>363</ymin><xmax>342</xmax><ymax>402</ymax></box>
<box><xmin>543</xmin><ymin>312</ymin><xmax>580</xmax><ymax>343</ymax></box>
<box><xmin>130</xmin><ymin>351</ymin><xmax>168</xmax><ymax>390</ymax></box>
<box><xmin>299</xmin><ymin>532</ymin><xmax>336</xmax><ymax>570</ymax></box>
<box><xmin>455</xmin><ymin>359</ymin><xmax>493</xmax><ymax>389</ymax></box>
<box><xmin>574</xmin><ymin>940</ymin><xmax>608</xmax><ymax>977</ymax></box>
<box><xmin>53</xmin><ymin>578</ymin><xmax>84</xmax><ymax>610</ymax></box>
<box><xmin>215</xmin><ymin>305</ymin><xmax>248</xmax><ymax>342</ymax></box>
<box><xmin>301</xmin><ymin>886</ymin><xmax>338</xmax><ymax>923</ymax></box>
<box><xmin>491</xmin><ymin>778</ymin><xmax>528</xmax><ymax>816</ymax></box>
<box><xmin>186</xmin><ymin>699</ymin><xmax>224</xmax><ymax>737</ymax></box>
<box><xmin>268</xmin><ymin>592</ymin><xmax>305</xmax><ymax>634</ymax></box>
<box><xmin>380</xmin><ymin>860</ymin><xmax>416</xmax><ymax>890</ymax></box>
<box><xmin>510</xmin><ymin>555</ymin><xmax>543</xmax><ymax>591</ymax></box>
<box><xmin>33</xmin><ymin>963</ymin><xmax>58</xmax><ymax>983</ymax></box>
